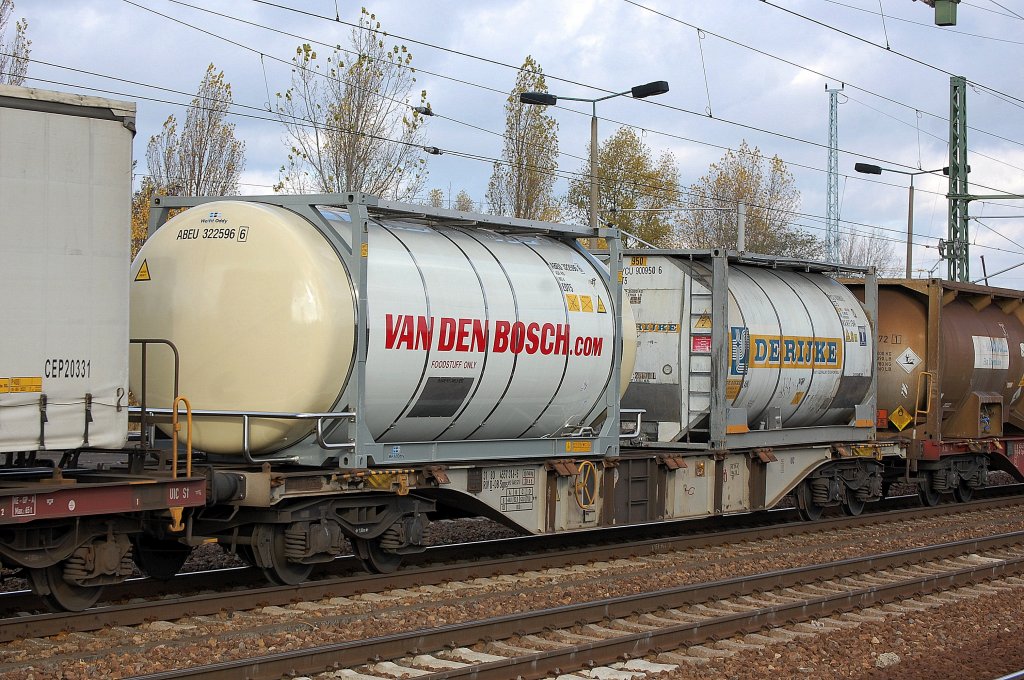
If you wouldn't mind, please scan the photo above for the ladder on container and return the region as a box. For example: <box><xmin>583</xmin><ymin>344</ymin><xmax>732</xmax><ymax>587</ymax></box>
<box><xmin>686</xmin><ymin>277</ymin><xmax>714</xmax><ymax>438</ymax></box>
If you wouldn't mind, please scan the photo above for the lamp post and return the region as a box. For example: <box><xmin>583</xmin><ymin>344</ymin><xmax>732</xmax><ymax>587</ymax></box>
<box><xmin>520</xmin><ymin>81</ymin><xmax>669</xmax><ymax>239</ymax></box>
<box><xmin>854</xmin><ymin>163</ymin><xmax>948</xmax><ymax>278</ymax></box>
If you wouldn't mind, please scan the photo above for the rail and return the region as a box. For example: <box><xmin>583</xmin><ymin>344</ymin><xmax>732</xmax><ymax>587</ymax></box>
<box><xmin>123</xmin><ymin>527</ymin><xmax>1024</xmax><ymax>680</ymax></box>
<box><xmin>4</xmin><ymin>488</ymin><xmax>1022</xmax><ymax>642</ymax></box>
<box><xmin>129</xmin><ymin>406</ymin><xmax>357</xmax><ymax>464</ymax></box>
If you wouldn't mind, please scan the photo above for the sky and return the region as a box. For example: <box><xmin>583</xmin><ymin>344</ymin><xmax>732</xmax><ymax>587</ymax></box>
<box><xmin>8</xmin><ymin>0</ymin><xmax>1024</xmax><ymax>284</ymax></box>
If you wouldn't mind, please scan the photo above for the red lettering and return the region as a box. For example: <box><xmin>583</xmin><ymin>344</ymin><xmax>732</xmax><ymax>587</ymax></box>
<box><xmin>397</xmin><ymin>316</ymin><xmax>414</xmax><ymax>349</ymax></box>
<box><xmin>416</xmin><ymin>315</ymin><xmax>432</xmax><ymax>350</ymax></box>
<box><xmin>525</xmin><ymin>322</ymin><xmax>541</xmax><ymax>354</ymax></box>
<box><xmin>493</xmin><ymin>320</ymin><xmax>510</xmax><ymax>352</ymax></box>
<box><xmin>573</xmin><ymin>336</ymin><xmax>604</xmax><ymax>356</ymax></box>
<box><xmin>540</xmin><ymin>323</ymin><xmax>555</xmax><ymax>354</ymax></box>
<box><xmin>438</xmin><ymin>317</ymin><xmax>456</xmax><ymax>351</ymax></box>
<box><xmin>554</xmin><ymin>324</ymin><xmax>569</xmax><ymax>355</ymax></box>
<box><xmin>510</xmin><ymin>321</ymin><xmax>526</xmax><ymax>354</ymax></box>
<box><xmin>472</xmin><ymin>319</ymin><xmax>487</xmax><ymax>353</ymax></box>
<box><xmin>385</xmin><ymin>313</ymin><xmax>402</xmax><ymax>349</ymax></box>
<box><xmin>385</xmin><ymin>314</ymin><xmax>433</xmax><ymax>350</ymax></box>
<box><xmin>456</xmin><ymin>318</ymin><xmax>472</xmax><ymax>352</ymax></box>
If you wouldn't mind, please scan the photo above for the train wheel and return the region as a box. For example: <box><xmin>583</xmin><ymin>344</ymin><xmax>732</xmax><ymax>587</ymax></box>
<box><xmin>132</xmin><ymin>535</ymin><xmax>192</xmax><ymax>580</ymax></box>
<box><xmin>29</xmin><ymin>563</ymin><xmax>103</xmax><ymax>612</ymax></box>
<box><xmin>795</xmin><ymin>481</ymin><xmax>825</xmax><ymax>521</ymax></box>
<box><xmin>953</xmin><ymin>481</ymin><xmax>974</xmax><ymax>503</ymax></box>
<box><xmin>251</xmin><ymin>524</ymin><xmax>313</xmax><ymax>586</ymax></box>
<box><xmin>842</xmin><ymin>493</ymin><xmax>865</xmax><ymax>517</ymax></box>
<box><xmin>235</xmin><ymin>544</ymin><xmax>258</xmax><ymax>566</ymax></box>
<box><xmin>354</xmin><ymin>538</ymin><xmax>403</xmax><ymax>574</ymax></box>
<box><xmin>918</xmin><ymin>474</ymin><xmax>941</xmax><ymax>507</ymax></box>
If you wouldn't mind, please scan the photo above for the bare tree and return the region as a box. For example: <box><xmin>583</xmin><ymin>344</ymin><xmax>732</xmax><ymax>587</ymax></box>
<box><xmin>486</xmin><ymin>56</ymin><xmax>559</xmax><ymax>220</ymax></box>
<box><xmin>146</xmin><ymin>64</ymin><xmax>245</xmax><ymax>196</ymax></box>
<box><xmin>0</xmin><ymin>0</ymin><xmax>30</xmax><ymax>85</ymax></box>
<box><xmin>840</xmin><ymin>230</ymin><xmax>901</xmax><ymax>276</ymax></box>
<box><xmin>275</xmin><ymin>9</ymin><xmax>428</xmax><ymax>199</ymax></box>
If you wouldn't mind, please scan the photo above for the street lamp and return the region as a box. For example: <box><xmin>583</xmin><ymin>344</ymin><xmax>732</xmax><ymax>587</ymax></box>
<box><xmin>854</xmin><ymin>163</ymin><xmax>948</xmax><ymax>279</ymax></box>
<box><xmin>520</xmin><ymin>81</ymin><xmax>669</xmax><ymax>237</ymax></box>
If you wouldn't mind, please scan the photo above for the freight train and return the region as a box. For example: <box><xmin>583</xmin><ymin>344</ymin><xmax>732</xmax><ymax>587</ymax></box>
<box><xmin>3</xmin><ymin>84</ymin><xmax>1024</xmax><ymax>611</ymax></box>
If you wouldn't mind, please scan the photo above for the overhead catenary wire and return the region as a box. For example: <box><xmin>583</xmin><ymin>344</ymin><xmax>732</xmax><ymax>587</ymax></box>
<box><xmin>233</xmin><ymin>0</ymin><xmax>1024</xmax><ymax>181</ymax></box>
<box><xmin>621</xmin><ymin>0</ymin><xmax>1024</xmax><ymax>154</ymax></box>
<box><xmin>14</xmin><ymin>63</ymin><xmax>1024</xmax><ymax>263</ymax></box>
<box><xmin>119</xmin><ymin>1</ymin><xmax>1024</xmax><ymax>201</ymax></box>
<box><xmin>16</xmin><ymin>4</ymin><xmax>1024</xmax><ymax>265</ymax></box>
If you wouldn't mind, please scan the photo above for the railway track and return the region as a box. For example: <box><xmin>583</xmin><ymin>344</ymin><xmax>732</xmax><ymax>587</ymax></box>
<box><xmin>126</xmin><ymin>530</ymin><xmax>1024</xmax><ymax>680</ymax></box>
<box><xmin>0</xmin><ymin>491</ymin><xmax>1021</xmax><ymax>647</ymax></box>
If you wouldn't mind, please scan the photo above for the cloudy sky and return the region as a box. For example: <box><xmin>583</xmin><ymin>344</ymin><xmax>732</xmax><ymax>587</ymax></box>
<box><xmin>10</xmin><ymin>0</ymin><xmax>1024</xmax><ymax>283</ymax></box>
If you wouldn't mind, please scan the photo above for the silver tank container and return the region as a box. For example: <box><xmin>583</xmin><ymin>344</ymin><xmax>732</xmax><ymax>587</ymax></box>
<box><xmin>623</xmin><ymin>253</ymin><xmax>874</xmax><ymax>444</ymax></box>
<box><xmin>130</xmin><ymin>201</ymin><xmax>636</xmax><ymax>456</ymax></box>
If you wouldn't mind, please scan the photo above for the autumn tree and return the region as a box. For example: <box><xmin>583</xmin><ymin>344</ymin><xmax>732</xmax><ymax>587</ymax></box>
<box><xmin>566</xmin><ymin>126</ymin><xmax>681</xmax><ymax>246</ymax></box>
<box><xmin>130</xmin><ymin>173</ymin><xmax>156</xmax><ymax>260</ymax></box>
<box><xmin>680</xmin><ymin>141</ymin><xmax>822</xmax><ymax>258</ymax></box>
<box><xmin>0</xmin><ymin>0</ymin><xmax>30</xmax><ymax>85</ymax></box>
<box><xmin>427</xmin><ymin>188</ymin><xmax>444</xmax><ymax>208</ymax></box>
<box><xmin>146</xmin><ymin>64</ymin><xmax>245</xmax><ymax>196</ymax></box>
<box><xmin>840</xmin><ymin>230</ymin><xmax>900</xmax><ymax>276</ymax></box>
<box><xmin>276</xmin><ymin>9</ymin><xmax>428</xmax><ymax>199</ymax></box>
<box><xmin>486</xmin><ymin>56</ymin><xmax>559</xmax><ymax>220</ymax></box>
<box><xmin>454</xmin><ymin>189</ymin><xmax>474</xmax><ymax>212</ymax></box>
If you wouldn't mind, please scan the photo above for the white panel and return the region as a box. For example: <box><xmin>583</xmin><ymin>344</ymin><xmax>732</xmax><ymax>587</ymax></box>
<box><xmin>362</xmin><ymin>222</ymin><xmax>436</xmax><ymax>439</ymax></box>
<box><xmin>521</xmin><ymin>237</ymin><xmax>616</xmax><ymax>438</ymax></box>
<box><xmin>426</xmin><ymin>228</ymin><xmax>517</xmax><ymax>441</ymax></box>
<box><xmin>0</xmin><ymin>91</ymin><xmax>133</xmax><ymax>453</ymax></box>
<box><xmin>973</xmin><ymin>336</ymin><xmax>1010</xmax><ymax>370</ymax></box>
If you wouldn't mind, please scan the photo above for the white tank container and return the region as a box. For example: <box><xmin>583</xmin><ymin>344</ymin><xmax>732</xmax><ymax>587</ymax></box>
<box><xmin>130</xmin><ymin>201</ymin><xmax>634</xmax><ymax>455</ymax></box>
<box><xmin>623</xmin><ymin>255</ymin><xmax>872</xmax><ymax>441</ymax></box>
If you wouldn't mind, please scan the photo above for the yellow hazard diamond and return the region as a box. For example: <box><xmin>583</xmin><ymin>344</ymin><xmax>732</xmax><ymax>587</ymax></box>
<box><xmin>566</xmin><ymin>294</ymin><xmax>581</xmax><ymax>312</ymax></box>
<box><xmin>581</xmin><ymin>295</ymin><xmax>594</xmax><ymax>312</ymax></box>
<box><xmin>597</xmin><ymin>296</ymin><xmax>607</xmax><ymax>313</ymax></box>
<box><xmin>890</xmin><ymin>404</ymin><xmax>913</xmax><ymax>431</ymax></box>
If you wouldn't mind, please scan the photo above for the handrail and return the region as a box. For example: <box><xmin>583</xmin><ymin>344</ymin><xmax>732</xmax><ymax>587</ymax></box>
<box><xmin>171</xmin><ymin>396</ymin><xmax>193</xmax><ymax>478</ymax></box>
<box><xmin>129</xmin><ymin>406</ymin><xmax>357</xmax><ymax>463</ymax></box>
<box><xmin>130</xmin><ymin>338</ymin><xmax>180</xmax><ymax>455</ymax></box>
<box><xmin>168</xmin><ymin>395</ymin><xmax>192</xmax><ymax>532</ymax></box>
<box><xmin>620</xmin><ymin>408</ymin><xmax>646</xmax><ymax>439</ymax></box>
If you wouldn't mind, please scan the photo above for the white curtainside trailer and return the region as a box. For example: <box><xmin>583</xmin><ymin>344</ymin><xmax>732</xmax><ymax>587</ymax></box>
<box><xmin>0</xmin><ymin>85</ymin><xmax>135</xmax><ymax>453</ymax></box>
